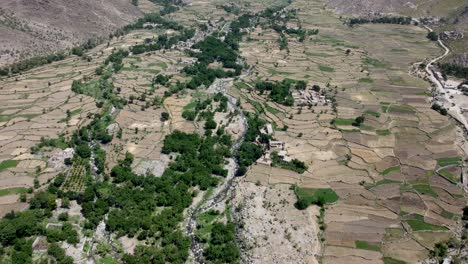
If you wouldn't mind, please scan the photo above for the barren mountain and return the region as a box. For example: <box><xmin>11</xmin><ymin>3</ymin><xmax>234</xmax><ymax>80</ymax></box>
<box><xmin>0</xmin><ymin>0</ymin><xmax>142</xmax><ymax>66</ymax></box>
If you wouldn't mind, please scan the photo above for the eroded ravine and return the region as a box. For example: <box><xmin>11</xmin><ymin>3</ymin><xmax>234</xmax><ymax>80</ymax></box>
<box><xmin>186</xmin><ymin>78</ymin><xmax>249</xmax><ymax>263</ymax></box>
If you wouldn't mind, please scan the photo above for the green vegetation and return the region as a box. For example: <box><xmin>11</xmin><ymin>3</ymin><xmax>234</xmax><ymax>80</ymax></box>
<box><xmin>355</xmin><ymin>240</ymin><xmax>381</xmax><ymax>251</ymax></box>
<box><xmin>332</xmin><ymin>116</ymin><xmax>365</xmax><ymax>127</ymax></box>
<box><xmin>255</xmin><ymin>79</ymin><xmax>306</xmax><ymax>106</ymax></box>
<box><xmin>431</xmin><ymin>103</ymin><xmax>448</xmax><ymax>116</ymax></box>
<box><xmin>440</xmin><ymin>210</ymin><xmax>456</xmax><ymax>219</ymax></box>
<box><xmin>0</xmin><ymin>51</ymin><xmax>66</xmax><ymax>76</ymax></box>
<box><xmin>387</xmin><ymin>105</ymin><xmax>414</xmax><ymax>114</ymax></box>
<box><xmin>0</xmin><ymin>160</ymin><xmax>19</xmax><ymax>172</ymax></box>
<box><xmin>406</xmin><ymin>215</ymin><xmax>448</xmax><ymax>231</ymax></box>
<box><xmin>315</xmin><ymin>35</ymin><xmax>345</xmax><ymax>46</ymax></box>
<box><xmin>363</xmin><ymin>57</ymin><xmax>387</xmax><ymax>68</ymax></box>
<box><xmin>294</xmin><ymin>187</ymin><xmax>339</xmax><ymax>209</ymax></box>
<box><xmin>48</xmin><ymin>242</ymin><xmax>74</xmax><ymax>263</ymax></box>
<box><xmin>375</xmin><ymin>179</ymin><xmax>400</xmax><ymax>186</ymax></box>
<box><xmin>235</xmin><ymin>114</ymin><xmax>266</xmax><ymax>176</ymax></box>
<box><xmin>331</xmin><ymin>118</ymin><xmax>355</xmax><ymax>126</ymax></box>
<box><xmin>264</xmin><ymin>103</ymin><xmax>281</xmax><ymax>114</ymax></box>
<box><xmin>161</xmin><ymin>112</ymin><xmax>170</xmax><ymax>121</ymax></box>
<box><xmin>306</xmin><ymin>52</ymin><xmax>332</xmax><ymax>57</ymax></box>
<box><xmin>60</xmin><ymin>108</ymin><xmax>81</xmax><ymax>123</ymax></box>
<box><xmin>148</xmin><ymin>0</ymin><xmax>183</xmax><ymax>15</ymax></box>
<box><xmin>365</xmin><ymin>110</ymin><xmax>381</xmax><ymax>117</ymax></box>
<box><xmin>352</xmin><ymin>116</ymin><xmax>365</xmax><ymax>127</ymax></box>
<box><xmin>0</xmin><ymin>187</ymin><xmax>28</xmax><ymax>197</ymax></box>
<box><xmin>234</xmin><ymin>82</ymin><xmax>249</xmax><ymax>89</ymax></box>
<box><xmin>430</xmin><ymin>242</ymin><xmax>448</xmax><ymax>262</ymax></box>
<box><xmin>219</xmin><ymin>4</ymin><xmax>241</xmax><ymax>14</ymax></box>
<box><xmin>376</xmin><ymin>129</ymin><xmax>391</xmax><ymax>136</ymax></box>
<box><xmin>383</xmin><ymin>257</ymin><xmax>406</xmax><ymax>264</ymax></box>
<box><xmin>0</xmin><ymin>36</ymin><xmax>102</xmax><ymax>76</ymax></box>
<box><xmin>0</xmin><ymin>9</ymin><xmax>253</xmax><ymax>263</ymax></box>
<box><xmin>148</xmin><ymin>62</ymin><xmax>168</xmax><ymax>70</ymax></box>
<box><xmin>318</xmin><ymin>65</ymin><xmax>335</xmax><ymax>72</ymax></box>
<box><xmin>271</xmin><ymin>151</ymin><xmax>308</xmax><ymax>174</ymax></box>
<box><xmin>359</xmin><ymin>125</ymin><xmax>375</xmax><ymax>131</ymax></box>
<box><xmin>46</xmin><ymin>223</ymin><xmax>79</xmax><ymax>245</ymax></box>
<box><xmin>196</xmin><ymin>209</ymin><xmax>222</xmax><ymax>241</ymax></box>
<box><xmin>380</xmin><ymin>166</ymin><xmax>400</xmax><ymax>175</ymax></box>
<box><xmin>437</xmin><ymin>156</ymin><xmax>462</xmax><ymax>167</ymax></box>
<box><xmin>248</xmin><ymin>99</ymin><xmax>265</xmax><ymax>113</ymax></box>
<box><xmin>413</xmin><ymin>184</ymin><xmax>438</xmax><ymax>197</ymax></box>
<box><xmin>438</xmin><ymin>63</ymin><xmax>468</xmax><ymax>79</ymax></box>
<box><xmin>359</xmin><ymin>125</ymin><xmax>373</xmax><ymax>131</ymax></box>
<box><xmin>358</xmin><ymin>77</ymin><xmax>374</xmax><ymax>83</ymax></box>
<box><xmin>438</xmin><ymin>169</ymin><xmax>458</xmax><ymax>182</ymax></box>
<box><xmin>203</xmin><ymin>222</ymin><xmax>240</xmax><ymax>263</ymax></box>
<box><xmin>384</xmin><ymin>228</ymin><xmax>405</xmax><ymax>240</ymax></box>
<box><xmin>391</xmin><ymin>48</ymin><xmax>408</xmax><ymax>52</ymax></box>
<box><xmin>98</xmin><ymin>257</ymin><xmax>120</xmax><ymax>264</ymax></box>
<box><xmin>0</xmin><ymin>113</ymin><xmax>41</xmax><ymax>122</ymax></box>
<box><xmin>427</xmin><ymin>31</ymin><xmax>439</xmax><ymax>41</ymax></box>
<box><xmin>267</xmin><ymin>68</ymin><xmax>294</xmax><ymax>75</ymax></box>
<box><xmin>0</xmin><ymin>208</ymin><xmax>54</xmax><ymax>262</ymax></box>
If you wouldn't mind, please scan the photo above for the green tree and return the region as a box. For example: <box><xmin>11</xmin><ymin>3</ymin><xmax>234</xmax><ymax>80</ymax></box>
<box><xmin>58</xmin><ymin>212</ymin><xmax>69</xmax><ymax>221</ymax></box>
<box><xmin>161</xmin><ymin>112</ymin><xmax>170</xmax><ymax>121</ymax></box>
<box><xmin>204</xmin><ymin>119</ymin><xmax>217</xmax><ymax>130</ymax></box>
<box><xmin>427</xmin><ymin>32</ymin><xmax>438</xmax><ymax>41</ymax></box>
<box><xmin>75</xmin><ymin>144</ymin><xmax>91</xmax><ymax>158</ymax></box>
<box><xmin>352</xmin><ymin>116</ymin><xmax>365</xmax><ymax>127</ymax></box>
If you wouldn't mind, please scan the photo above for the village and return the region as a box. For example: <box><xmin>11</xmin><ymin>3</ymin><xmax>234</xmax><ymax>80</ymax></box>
<box><xmin>255</xmin><ymin>123</ymin><xmax>291</xmax><ymax>166</ymax></box>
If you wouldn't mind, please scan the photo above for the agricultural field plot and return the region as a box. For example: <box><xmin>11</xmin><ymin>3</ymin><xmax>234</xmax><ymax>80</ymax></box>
<box><xmin>103</xmin><ymin>37</ymin><xmax>203</xmax><ymax>173</ymax></box>
<box><xmin>235</xmin><ymin>0</ymin><xmax>467</xmax><ymax>263</ymax></box>
<box><xmin>169</xmin><ymin>0</ymin><xmax>289</xmax><ymax>27</ymax></box>
<box><xmin>169</xmin><ymin>0</ymin><xmax>232</xmax><ymax>27</ymax></box>
<box><xmin>0</xmin><ymin>0</ymin><xmax>466</xmax><ymax>264</ymax></box>
<box><xmin>0</xmin><ymin>30</ymin><xmax>160</xmax><ymax>213</ymax></box>
<box><xmin>137</xmin><ymin>0</ymin><xmax>160</xmax><ymax>13</ymax></box>
<box><xmin>62</xmin><ymin>163</ymin><xmax>86</xmax><ymax>193</ymax></box>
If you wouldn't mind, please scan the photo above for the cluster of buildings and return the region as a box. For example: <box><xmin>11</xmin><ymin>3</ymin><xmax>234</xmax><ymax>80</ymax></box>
<box><xmin>173</xmin><ymin>18</ymin><xmax>223</xmax><ymax>52</ymax></box>
<box><xmin>439</xmin><ymin>31</ymin><xmax>464</xmax><ymax>41</ymax></box>
<box><xmin>419</xmin><ymin>17</ymin><xmax>441</xmax><ymax>26</ymax></box>
<box><xmin>433</xmin><ymin>69</ymin><xmax>468</xmax><ymax>93</ymax></box>
<box><xmin>48</xmin><ymin>148</ymin><xmax>74</xmax><ymax>170</ymax></box>
<box><xmin>256</xmin><ymin>124</ymin><xmax>293</xmax><ymax>165</ymax></box>
<box><xmin>430</xmin><ymin>67</ymin><xmax>468</xmax><ymax>122</ymax></box>
<box><xmin>292</xmin><ymin>89</ymin><xmax>331</xmax><ymax>106</ymax></box>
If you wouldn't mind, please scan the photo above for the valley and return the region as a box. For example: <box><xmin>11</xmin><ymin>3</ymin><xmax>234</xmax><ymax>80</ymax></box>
<box><xmin>0</xmin><ymin>0</ymin><xmax>466</xmax><ymax>263</ymax></box>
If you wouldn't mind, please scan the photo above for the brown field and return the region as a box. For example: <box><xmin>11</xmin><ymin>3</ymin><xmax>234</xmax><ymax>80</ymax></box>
<box><xmin>231</xmin><ymin>0</ymin><xmax>467</xmax><ymax>262</ymax></box>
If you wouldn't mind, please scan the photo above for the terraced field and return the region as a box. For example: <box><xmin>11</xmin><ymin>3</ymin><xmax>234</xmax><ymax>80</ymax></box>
<box><xmin>0</xmin><ymin>30</ymin><xmax>167</xmax><ymax>215</ymax></box>
<box><xmin>0</xmin><ymin>0</ymin><xmax>465</xmax><ymax>263</ymax></box>
<box><xmin>231</xmin><ymin>0</ymin><xmax>467</xmax><ymax>262</ymax></box>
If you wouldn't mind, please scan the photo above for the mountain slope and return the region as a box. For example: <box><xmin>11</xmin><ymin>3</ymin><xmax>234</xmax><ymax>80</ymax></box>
<box><xmin>0</xmin><ymin>0</ymin><xmax>142</xmax><ymax>66</ymax></box>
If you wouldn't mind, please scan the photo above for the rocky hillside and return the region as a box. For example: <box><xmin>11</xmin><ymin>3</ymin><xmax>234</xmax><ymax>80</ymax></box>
<box><xmin>0</xmin><ymin>0</ymin><xmax>142</xmax><ymax>66</ymax></box>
